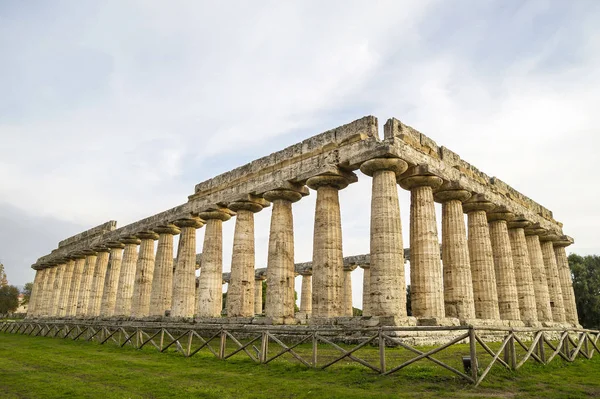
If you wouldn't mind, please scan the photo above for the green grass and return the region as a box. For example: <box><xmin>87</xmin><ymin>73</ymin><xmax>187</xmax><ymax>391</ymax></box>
<box><xmin>1</xmin><ymin>331</ymin><xmax>600</xmax><ymax>398</ymax></box>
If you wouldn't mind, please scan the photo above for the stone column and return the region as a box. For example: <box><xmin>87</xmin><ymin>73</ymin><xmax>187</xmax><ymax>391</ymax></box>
<box><xmin>360</xmin><ymin>158</ymin><xmax>408</xmax><ymax>319</ymax></box>
<box><xmin>99</xmin><ymin>242</ymin><xmax>125</xmax><ymax>317</ymax></box>
<box><xmin>149</xmin><ymin>224</ymin><xmax>180</xmax><ymax>317</ymax></box>
<box><xmin>197</xmin><ymin>208</ymin><xmax>233</xmax><ymax>318</ymax></box>
<box><xmin>488</xmin><ymin>208</ymin><xmax>521</xmax><ymax>322</ymax></box>
<box><xmin>130</xmin><ymin>232</ymin><xmax>160</xmax><ymax>318</ymax></box>
<box><xmin>360</xmin><ymin>265</ymin><xmax>371</xmax><ymax>316</ymax></box>
<box><xmin>76</xmin><ymin>251</ymin><xmax>98</xmax><ymax>317</ymax></box>
<box><xmin>525</xmin><ymin>225</ymin><xmax>553</xmax><ymax>323</ymax></box>
<box><xmin>307</xmin><ymin>172</ymin><xmax>356</xmax><ymax>318</ymax></box>
<box><xmin>264</xmin><ymin>187</ymin><xmax>306</xmax><ymax>323</ymax></box>
<box><xmin>227</xmin><ymin>197</ymin><xmax>269</xmax><ymax>318</ymax></box>
<box><xmin>399</xmin><ymin>166</ymin><xmax>444</xmax><ymax>320</ymax></box>
<box><xmin>463</xmin><ymin>194</ymin><xmax>500</xmax><ymax>321</ymax></box>
<box><xmin>540</xmin><ymin>232</ymin><xmax>566</xmax><ymax>323</ymax></box>
<box><xmin>254</xmin><ymin>275</ymin><xmax>266</xmax><ymax>315</ymax></box>
<box><xmin>41</xmin><ymin>266</ymin><xmax>57</xmax><ymax>317</ymax></box>
<box><xmin>553</xmin><ymin>236</ymin><xmax>579</xmax><ymax>325</ymax></box>
<box><xmin>433</xmin><ymin>182</ymin><xmax>475</xmax><ymax>320</ymax></box>
<box><xmin>50</xmin><ymin>262</ymin><xmax>66</xmax><ymax>317</ymax></box>
<box><xmin>27</xmin><ymin>269</ymin><xmax>44</xmax><ymax>317</ymax></box>
<box><xmin>298</xmin><ymin>271</ymin><xmax>312</xmax><ymax>317</ymax></box>
<box><xmin>342</xmin><ymin>264</ymin><xmax>357</xmax><ymax>316</ymax></box>
<box><xmin>114</xmin><ymin>237</ymin><xmax>141</xmax><ymax>317</ymax></box>
<box><xmin>87</xmin><ymin>247</ymin><xmax>110</xmax><ymax>317</ymax></box>
<box><xmin>171</xmin><ymin>218</ymin><xmax>204</xmax><ymax>318</ymax></box>
<box><xmin>507</xmin><ymin>218</ymin><xmax>538</xmax><ymax>325</ymax></box>
<box><xmin>57</xmin><ymin>259</ymin><xmax>75</xmax><ymax>317</ymax></box>
<box><xmin>66</xmin><ymin>254</ymin><xmax>86</xmax><ymax>317</ymax></box>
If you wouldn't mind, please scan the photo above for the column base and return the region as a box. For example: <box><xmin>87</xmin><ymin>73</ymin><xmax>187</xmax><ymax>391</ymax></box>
<box><xmin>417</xmin><ymin>317</ymin><xmax>461</xmax><ymax>327</ymax></box>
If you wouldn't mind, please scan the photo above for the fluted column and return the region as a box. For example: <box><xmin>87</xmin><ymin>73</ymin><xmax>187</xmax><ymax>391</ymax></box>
<box><xmin>554</xmin><ymin>236</ymin><xmax>579</xmax><ymax>325</ymax></box>
<box><xmin>298</xmin><ymin>271</ymin><xmax>312</xmax><ymax>317</ymax></box>
<box><xmin>228</xmin><ymin>197</ymin><xmax>269</xmax><ymax>317</ymax></box>
<box><xmin>76</xmin><ymin>251</ymin><xmax>98</xmax><ymax>317</ymax></box>
<box><xmin>86</xmin><ymin>247</ymin><xmax>109</xmax><ymax>317</ymax></box>
<box><xmin>57</xmin><ymin>259</ymin><xmax>75</xmax><ymax>317</ymax></box>
<box><xmin>399</xmin><ymin>166</ymin><xmax>444</xmax><ymax>319</ymax></box>
<box><xmin>130</xmin><ymin>232</ymin><xmax>160</xmax><ymax>318</ymax></box>
<box><xmin>342</xmin><ymin>265</ymin><xmax>357</xmax><ymax>316</ymax></box>
<box><xmin>197</xmin><ymin>208</ymin><xmax>233</xmax><ymax>318</ymax></box>
<box><xmin>100</xmin><ymin>242</ymin><xmax>125</xmax><ymax>317</ymax></box>
<box><xmin>41</xmin><ymin>266</ymin><xmax>57</xmax><ymax>317</ymax></box>
<box><xmin>49</xmin><ymin>262</ymin><xmax>66</xmax><ymax>317</ymax></box>
<box><xmin>148</xmin><ymin>224</ymin><xmax>180</xmax><ymax>317</ymax></box>
<box><xmin>540</xmin><ymin>232</ymin><xmax>566</xmax><ymax>323</ymax></box>
<box><xmin>66</xmin><ymin>254</ymin><xmax>86</xmax><ymax>317</ymax></box>
<box><xmin>434</xmin><ymin>182</ymin><xmax>475</xmax><ymax>320</ymax></box>
<box><xmin>254</xmin><ymin>276</ymin><xmax>265</xmax><ymax>315</ymax></box>
<box><xmin>264</xmin><ymin>188</ymin><xmax>305</xmax><ymax>323</ymax></box>
<box><xmin>171</xmin><ymin>218</ymin><xmax>204</xmax><ymax>318</ymax></box>
<box><xmin>27</xmin><ymin>269</ymin><xmax>44</xmax><ymax>317</ymax></box>
<box><xmin>525</xmin><ymin>225</ymin><xmax>553</xmax><ymax>322</ymax></box>
<box><xmin>307</xmin><ymin>172</ymin><xmax>355</xmax><ymax>318</ymax></box>
<box><xmin>507</xmin><ymin>219</ymin><xmax>538</xmax><ymax>325</ymax></box>
<box><xmin>114</xmin><ymin>237</ymin><xmax>141</xmax><ymax>317</ymax></box>
<box><xmin>488</xmin><ymin>209</ymin><xmax>521</xmax><ymax>321</ymax></box>
<box><xmin>463</xmin><ymin>194</ymin><xmax>500</xmax><ymax>320</ymax></box>
<box><xmin>360</xmin><ymin>158</ymin><xmax>408</xmax><ymax>319</ymax></box>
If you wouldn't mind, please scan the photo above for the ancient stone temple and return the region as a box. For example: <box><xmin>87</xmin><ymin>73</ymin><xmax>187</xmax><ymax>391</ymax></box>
<box><xmin>26</xmin><ymin>116</ymin><xmax>579</xmax><ymax>328</ymax></box>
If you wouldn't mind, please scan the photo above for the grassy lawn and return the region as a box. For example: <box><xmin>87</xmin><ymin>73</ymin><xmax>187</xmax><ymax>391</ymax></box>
<box><xmin>1</xmin><ymin>331</ymin><xmax>600</xmax><ymax>398</ymax></box>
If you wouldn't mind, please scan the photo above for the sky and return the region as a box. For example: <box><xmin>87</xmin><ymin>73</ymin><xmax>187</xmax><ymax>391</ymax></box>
<box><xmin>1</xmin><ymin>0</ymin><xmax>599</xmax><ymax>309</ymax></box>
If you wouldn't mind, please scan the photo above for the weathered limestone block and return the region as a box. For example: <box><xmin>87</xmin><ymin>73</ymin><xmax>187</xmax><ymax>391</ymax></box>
<box><xmin>114</xmin><ymin>237</ymin><xmax>141</xmax><ymax>317</ymax></box>
<box><xmin>57</xmin><ymin>259</ymin><xmax>75</xmax><ymax>317</ymax></box>
<box><xmin>27</xmin><ymin>269</ymin><xmax>44</xmax><ymax>317</ymax></box>
<box><xmin>488</xmin><ymin>209</ymin><xmax>521</xmax><ymax>321</ymax></box>
<box><xmin>399</xmin><ymin>166</ymin><xmax>444</xmax><ymax>319</ymax></box>
<box><xmin>197</xmin><ymin>208</ymin><xmax>233</xmax><ymax>318</ymax></box>
<box><xmin>88</xmin><ymin>247</ymin><xmax>110</xmax><ymax>317</ymax></box>
<box><xmin>171</xmin><ymin>218</ymin><xmax>204</xmax><ymax>318</ymax></box>
<box><xmin>50</xmin><ymin>262</ymin><xmax>66</xmax><ymax>317</ymax></box>
<box><xmin>360</xmin><ymin>158</ymin><xmax>408</xmax><ymax>319</ymax></box>
<box><xmin>553</xmin><ymin>236</ymin><xmax>579</xmax><ymax>325</ymax></box>
<box><xmin>100</xmin><ymin>242</ymin><xmax>125</xmax><ymax>317</ymax></box>
<box><xmin>227</xmin><ymin>197</ymin><xmax>269</xmax><ymax>318</ymax></box>
<box><xmin>433</xmin><ymin>182</ymin><xmax>475</xmax><ymax>320</ymax></box>
<box><xmin>507</xmin><ymin>219</ymin><xmax>538</xmax><ymax>325</ymax></box>
<box><xmin>308</xmin><ymin>171</ymin><xmax>356</xmax><ymax>318</ymax></box>
<box><xmin>76</xmin><ymin>251</ymin><xmax>98</xmax><ymax>317</ymax></box>
<box><xmin>254</xmin><ymin>276</ymin><xmax>266</xmax><ymax>315</ymax></box>
<box><xmin>298</xmin><ymin>271</ymin><xmax>312</xmax><ymax>316</ymax></box>
<box><xmin>342</xmin><ymin>264</ymin><xmax>357</xmax><ymax>316</ymax></box>
<box><xmin>264</xmin><ymin>188</ymin><xmax>306</xmax><ymax>323</ymax></box>
<box><xmin>131</xmin><ymin>232</ymin><xmax>160</xmax><ymax>318</ymax></box>
<box><xmin>66</xmin><ymin>255</ymin><xmax>86</xmax><ymax>317</ymax></box>
<box><xmin>149</xmin><ymin>225</ymin><xmax>180</xmax><ymax>317</ymax></box>
<box><xmin>525</xmin><ymin>227</ymin><xmax>553</xmax><ymax>322</ymax></box>
<box><xmin>463</xmin><ymin>194</ymin><xmax>500</xmax><ymax>320</ymax></box>
<box><xmin>41</xmin><ymin>266</ymin><xmax>57</xmax><ymax>317</ymax></box>
<box><xmin>540</xmin><ymin>233</ymin><xmax>566</xmax><ymax>323</ymax></box>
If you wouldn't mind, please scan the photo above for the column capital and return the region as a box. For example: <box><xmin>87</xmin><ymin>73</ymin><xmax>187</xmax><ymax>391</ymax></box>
<box><xmin>229</xmin><ymin>195</ymin><xmax>270</xmax><ymax>213</ymax></box>
<box><xmin>507</xmin><ymin>215</ymin><xmax>531</xmax><ymax>229</ymax></box>
<box><xmin>105</xmin><ymin>241</ymin><xmax>126</xmax><ymax>249</ymax></box>
<box><xmin>398</xmin><ymin>164</ymin><xmax>443</xmax><ymax>190</ymax></box>
<box><xmin>69</xmin><ymin>251</ymin><xmax>87</xmax><ymax>260</ymax></box>
<box><xmin>92</xmin><ymin>245</ymin><xmax>111</xmax><ymax>253</ymax></box>
<box><xmin>539</xmin><ymin>230</ymin><xmax>561</xmax><ymax>242</ymax></box>
<box><xmin>306</xmin><ymin>170</ymin><xmax>357</xmax><ymax>190</ymax></box>
<box><xmin>433</xmin><ymin>181</ymin><xmax>471</xmax><ymax>203</ymax></box>
<box><xmin>358</xmin><ymin>263</ymin><xmax>370</xmax><ymax>270</ymax></box>
<box><xmin>137</xmin><ymin>231</ymin><xmax>160</xmax><ymax>240</ymax></box>
<box><xmin>486</xmin><ymin>206</ymin><xmax>515</xmax><ymax>223</ymax></box>
<box><xmin>81</xmin><ymin>249</ymin><xmax>98</xmax><ymax>256</ymax></box>
<box><xmin>359</xmin><ymin>157</ymin><xmax>408</xmax><ymax>177</ymax></box>
<box><xmin>462</xmin><ymin>193</ymin><xmax>496</xmax><ymax>213</ymax></box>
<box><xmin>263</xmin><ymin>188</ymin><xmax>304</xmax><ymax>203</ymax></box>
<box><xmin>120</xmin><ymin>236</ymin><xmax>142</xmax><ymax>245</ymax></box>
<box><xmin>198</xmin><ymin>206</ymin><xmax>234</xmax><ymax>221</ymax></box>
<box><xmin>153</xmin><ymin>224</ymin><xmax>181</xmax><ymax>235</ymax></box>
<box><xmin>173</xmin><ymin>217</ymin><xmax>204</xmax><ymax>229</ymax></box>
<box><xmin>553</xmin><ymin>235</ymin><xmax>574</xmax><ymax>248</ymax></box>
<box><xmin>343</xmin><ymin>264</ymin><xmax>358</xmax><ymax>272</ymax></box>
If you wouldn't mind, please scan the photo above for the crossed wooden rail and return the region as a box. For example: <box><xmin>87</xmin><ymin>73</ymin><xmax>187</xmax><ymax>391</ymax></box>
<box><xmin>2</xmin><ymin>321</ymin><xmax>598</xmax><ymax>387</ymax></box>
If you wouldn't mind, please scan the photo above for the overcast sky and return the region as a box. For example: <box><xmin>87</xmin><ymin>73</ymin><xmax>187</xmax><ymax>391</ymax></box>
<box><xmin>1</xmin><ymin>1</ymin><xmax>599</xmax><ymax>309</ymax></box>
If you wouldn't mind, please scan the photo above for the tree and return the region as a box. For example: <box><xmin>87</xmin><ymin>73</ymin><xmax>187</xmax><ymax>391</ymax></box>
<box><xmin>22</xmin><ymin>282</ymin><xmax>33</xmax><ymax>305</ymax></box>
<box><xmin>0</xmin><ymin>285</ymin><xmax>19</xmax><ymax>314</ymax></box>
<box><xmin>569</xmin><ymin>254</ymin><xmax>600</xmax><ymax>329</ymax></box>
<box><xmin>0</xmin><ymin>263</ymin><xmax>8</xmax><ymax>288</ymax></box>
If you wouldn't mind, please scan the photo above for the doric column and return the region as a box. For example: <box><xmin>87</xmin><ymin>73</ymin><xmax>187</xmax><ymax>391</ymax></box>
<box><xmin>197</xmin><ymin>208</ymin><xmax>233</xmax><ymax>318</ymax></box>
<box><xmin>360</xmin><ymin>158</ymin><xmax>408</xmax><ymax>319</ymax></box>
<box><xmin>463</xmin><ymin>194</ymin><xmax>500</xmax><ymax>320</ymax></box>
<box><xmin>307</xmin><ymin>171</ymin><xmax>356</xmax><ymax>318</ymax></box>
<box><xmin>87</xmin><ymin>247</ymin><xmax>110</xmax><ymax>317</ymax></box>
<box><xmin>114</xmin><ymin>237</ymin><xmax>141</xmax><ymax>317</ymax></box>
<box><xmin>57</xmin><ymin>259</ymin><xmax>75</xmax><ymax>317</ymax></box>
<box><xmin>524</xmin><ymin>225</ymin><xmax>553</xmax><ymax>322</ymax></box>
<box><xmin>360</xmin><ymin>265</ymin><xmax>371</xmax><ymax>316</ymax></box>
<box><xmin>254</xmin><ymin>275</ymin><xmax>266</xmax><ymax>315</ymax></box>
<box><xmin>66</xmin><ymin>254</ymin><xmax>86</xmax><ymax>317</ymax></box>
<box><xmin>553</xmin><ymin>235</ymin><xmax>579</xmax><ymax>325</ymax></box>
<box><xmin>399</xmin><ymin>165</ymin><xmax>444</xmax><ymax>319</ymax></box>
<box><xmin>227</xmin><ymin>197</ymin><xmax>269</xmax><ymax>317</ymax></box>
<box><xmin>27</xmin><ymin>269</ymin><xmax>44</xmax><ymax>317</ymax></box>
<box><xmin>507</xmin><ymin>218</ymin><xmax>538</xmax><ymax>325</ymax></box>
<box><xmin>148</xmin><ymin>224</ymin><xmax>180</xmax><ymax>317</ymax></box>
<box><xmin>100</xmin><ymin>242</ymin><xmax>125</xmax><ymax>317</ymax></box>
<box><xmin>50</xmin><ymin>262</ymin><xmax>66</xmax><ymax>317</ymax></box>
<box><xmin>76</xmin><ymin>251</ymin><xmax>98</xmax><ymax>317</ymax></box>
<box><xmin>298</xmin><ymin>270</ymin><xmax>312</xmax><ymax>317</ymax></box>
<box><xmin>264</xmin><ymin>186</ymin><xmax>307</xmax><ymax>323</ymax></box>
<box><xmin>41</xmin><ymin>266</ymin><xmax>57</xmax><ymax>317</ymax></box>
<box><xmin>171</xmin><ymin>217</ymin><xmax>204</xmax><ymax>318</ymax></box>
<box><xmin>433</xmin><ymin>182</ymin><xmax>475</xmax><ymax>320</ymax></box>
<box><xmin>488</xmin><ymin>208</ymin><xmax>521</xmax><ymax>321</ymax></box>
<box><xmin>540</xmin><ymin>232</ymin><xmax>566</xmax><ymax>323</ymax></box>
<box><xmin>342</xmin><ymin>264</ymin><xmax>357</xmax><ymax>316</ymax></box>
<box><xmin>130</xmin><ymin>232</ymin><xmax>160</xmax><ymax>318</ymax></box>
